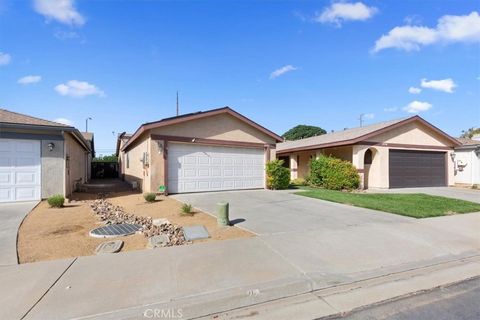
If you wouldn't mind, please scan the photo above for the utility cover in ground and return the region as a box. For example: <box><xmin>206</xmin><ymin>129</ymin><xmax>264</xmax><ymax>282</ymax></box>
<box><xmin>95</xmin><ymin>240</ymin><xmax>123</xmax><ymax>254</ymax></box>
<box><xmin>147</xmin><ymin>235</ymin><xmax>170</xmax><ymax>248</ymax></box>
<box><xmin>183</xmin><ymin>225</ymin><xmax>210</xmax><ymax>241</ymax></box>
<box><xmin>89</xmin><ymin>224</ymin><xmax>142</xmax><ymax>238</ymax></box>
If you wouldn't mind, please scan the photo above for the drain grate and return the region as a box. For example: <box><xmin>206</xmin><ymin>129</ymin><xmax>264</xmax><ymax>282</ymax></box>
<box><xmin>90</xmin><ymin>224</ymin><xmax>142</xmax><ymax>238</ymax></box>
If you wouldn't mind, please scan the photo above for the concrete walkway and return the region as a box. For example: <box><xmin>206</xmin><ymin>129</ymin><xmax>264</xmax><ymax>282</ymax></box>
<box><xmin>0</xmin><ymin>201</ymin><xmax>38</xmax><ymax>266</ymax></box>
<box><xmin>1</xmin><ymin>191</ymin><xmax>479</xmax><ymax>319</ymax></box>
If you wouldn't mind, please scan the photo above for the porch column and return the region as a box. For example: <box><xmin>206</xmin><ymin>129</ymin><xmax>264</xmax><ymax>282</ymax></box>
<box><xmin>290</xmin><ymin>154</ymin><xmax>298</xmax><ymax>180</ymax></box>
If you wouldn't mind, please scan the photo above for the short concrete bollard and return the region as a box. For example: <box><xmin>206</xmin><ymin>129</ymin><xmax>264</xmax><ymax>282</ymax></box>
<box><xmin>217</xmin><ymin>202</ymin><xmax>230</xmax><ymax>226</ymax></box>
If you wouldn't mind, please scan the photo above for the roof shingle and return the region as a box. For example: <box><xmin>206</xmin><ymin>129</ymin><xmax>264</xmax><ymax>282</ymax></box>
<box><xmin>0</xmin><ymin>108</ymin><xmax>71</xmax><ymax>127</ymax></box>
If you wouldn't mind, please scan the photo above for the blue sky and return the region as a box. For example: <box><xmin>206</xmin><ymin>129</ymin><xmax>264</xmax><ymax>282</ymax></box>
<box><xmin>1</xmin><ymin>0</ymin><xmax>479</xmax><ymax>155</ymax></box>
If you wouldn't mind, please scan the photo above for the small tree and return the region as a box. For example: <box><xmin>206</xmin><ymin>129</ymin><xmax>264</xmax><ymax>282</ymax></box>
<box><xmin>309</xmin><ymin>156</ymin><xmax>360</xmax><ymax>190</ymax></box>
<box><xmin>266</xmin><ymin>160</ymin><xmax>290</xmax><ymax>190</ymax></box>
<box><xmin>93</xmin><ymin>154</ymin><xmax>118</xmax><ymax>162</ymax></box>
<box><xmin>460</xmin><ymin>127</ymin><xmax>480</xmax><ymax>139</ymax></box>
<box><xmin>282</xmin><ymin>125</ymin><xmax>326</xmax><ymax>141</ymax></box>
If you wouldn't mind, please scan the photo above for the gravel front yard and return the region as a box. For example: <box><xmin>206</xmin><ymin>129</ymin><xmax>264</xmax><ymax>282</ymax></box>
<box><xmin>18</xmin><ymin>191</ymin><xmax>253</xmax><ymax>263</ymax></box>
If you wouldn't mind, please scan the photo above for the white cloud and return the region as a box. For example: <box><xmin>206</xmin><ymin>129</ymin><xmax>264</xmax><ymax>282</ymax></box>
<box><xmin>55</xmin><ymin>80</ymin><xmax>105</xmax><ymax>98</ymax></box>
<box><xmin>403</xmin><ymin>100</ymin><xmax>432</xmax><ymax>113</ymax></box>
<box><xmin>18</xmin><ymin>75</ymin><xmax>42</xmax><ymax>85</ymax></box>
<box><xmin>363</xmin><ymin>113</ymin><xmax>375</xmax><ymax>119</ymax></box>
<box><xmin>384</xmin><ymin>107</ymin><xmax>398</xmax><ymax>112</ymax></box>
<box><xmin>34</xmin><ymin>0</ymin><xmax>85</xmax><ymax>26</ymax></box>
<box><xmin>408</xmin><ymin>87</ymin><xmax>422</xmax><ymax>94</ymax></box>
<box><xmin>316</xmin><ymin>2</ymin><xmax>378</xmax><ymax>26</ymax></box>
<box><xmin>0</xmin><ymin>52</ymin><xmax>11</xmax><ymax>65</ymax></box>
<box><xmin>270</xmin><ymin>65</ymin><xmax>298</xmax><ymax>79</ymax></box>
<box><xmin>420</xmin><ymin>78</ymin><xmax>457</xmax><ymax>93</ymax></box>
<box><xmin>53</xmin><ymin>118</ymin><xmax>74</xmax><ymax>126</ymax></box>
<box><xmin>373</xmin><ymin>11</ymin><xmax>480</xmax><ymax>52</ymax></box>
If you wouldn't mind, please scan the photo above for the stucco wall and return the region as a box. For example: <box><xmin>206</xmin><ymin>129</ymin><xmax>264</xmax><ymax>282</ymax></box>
<box><xmin>149</xmin><ymin>113</ymin><xmax>277</xmax><ymax>145</ymax></box>
<box><xmin>149</xmin><ymin>139</ymin><xmax>165</xmax><ymax>193</ymax></box>
<box><xmin>41</xmin><ymin>140</ymin><xmax>65</xmax><ymax>198</ymax></box>
<box><xmin>64</xmin><ymin>133</ymin><xmax>88</xmax><ymax>196</ymax></box>
<box><xmin>368</xmin><ymin>122</ymin><xmax>454</xmax><ymax>147</ymax></box>
<box><xmin>320</xmin><ymin>146</ymin><xmax>353</xmax><ymax>162</ymax></box>
<box><xmin>454</xmin><ymin>149</ymin><xmax>480</xmax><ymax>185</ymax></box>
<box><xmin>123</xmin><ymin>135</ymin><xmax>149</xmax><ymax>191</ymax></box>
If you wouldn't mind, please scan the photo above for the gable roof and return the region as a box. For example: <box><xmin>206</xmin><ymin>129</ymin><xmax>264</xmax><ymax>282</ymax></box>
<box><xmin>81</xmin><ymin>132</ymin><xmax>95</xmax><ymax>156</ymax></box>
<box><xmin>0</xmin><ymin>108</ymin><xmax>91</xmax><ymax>152</ymax></box>
<box><xmin>0</xmin><ymin>108</ymin><xmax>71</xmax><ymax>128</ymax></box>
<box><xmin>277</xmin><ymin>115</ymin><xmax>460</xmax><ymax>153</ymax></box>
<box><xmin>122</xmin><ymin>106</ymin><xmax>283</xmax><ymax>151</ymax></box>
<box><xmin>115</xmin><ymin>132</ymin><xmax>132</xmax><ymax>156</ymax></box>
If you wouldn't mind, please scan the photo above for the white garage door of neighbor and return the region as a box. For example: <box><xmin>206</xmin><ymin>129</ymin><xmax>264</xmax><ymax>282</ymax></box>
<box><xmin>0</xmin><ymin>139</ymin><xmax>41</xmax><ymax>202</ymax></box>
<box><xmin>168</xmin><ymin>143</ymin><xmax>265</xmax><ymax>193</ymax></box>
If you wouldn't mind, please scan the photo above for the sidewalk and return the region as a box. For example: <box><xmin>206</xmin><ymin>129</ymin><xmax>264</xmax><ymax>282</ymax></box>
<box><xmin>1</xmin><ymin>211</ymin><xmax>479</xmax><ymax>319</ymax></box>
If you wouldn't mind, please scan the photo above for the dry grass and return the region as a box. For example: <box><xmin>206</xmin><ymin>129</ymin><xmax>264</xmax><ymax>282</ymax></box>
<box><xmin>18</xmin><ymin>191</ymin><xmax>253</xmax><ymax>264</ymax></box>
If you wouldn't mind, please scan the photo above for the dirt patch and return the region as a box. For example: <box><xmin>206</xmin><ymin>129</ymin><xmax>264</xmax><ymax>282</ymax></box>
<box><xmin>17</xmin><ymin>191</ymin><xmax>253</xmax><ymax>263</ymax></box>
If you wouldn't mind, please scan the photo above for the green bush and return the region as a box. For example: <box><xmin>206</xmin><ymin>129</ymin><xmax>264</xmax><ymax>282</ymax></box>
<box><xmin>291</xmin><ymin>178</ymin><xmax>307</xmax><ymax>186</ymax></box>
<box><xmin>266</xmin><ymin>160</ymin><xmax>290</xmax><ymax>190</ymax></box>
<box><xmin>309</xmin><ymin>156</ymin><xmax>360</xmax><ymax>190</ymax></box>
<box><xmin>47</xmin><ymin>194</ymin><xmax>65</xmax><ymax>208</ymax></box>
<box><xmin>181</xmin><ymin>203</ymin><xmax>193</xmax><ymax>215</ymax></box>
<box><xmin>143</xmin><ymin>193</ymin><xmax>157</xmax><ymax>202</ymax></box>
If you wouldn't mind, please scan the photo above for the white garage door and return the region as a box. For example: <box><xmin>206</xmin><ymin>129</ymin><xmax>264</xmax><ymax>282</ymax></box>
<box><xmin>0</xmin><ymin>139</ymin><xmax>41</xmax><ymax>202</ymax></box>
<box><xmin>168</xmin><ymin>143</ymin><xmax>265</xmax><ymax>193</ymax></box>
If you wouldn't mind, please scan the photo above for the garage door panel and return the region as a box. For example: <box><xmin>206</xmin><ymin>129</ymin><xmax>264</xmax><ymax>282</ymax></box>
<box><xmin>0</xmin><ymin>139</ymin><xmax>41</xmax><ymax>202</ymax></box>
<box><xmin>389</xmin><ymin>150</ymin><xmax>446</xmax><ymax>188</ymax></box>
<box><xmin>168</xmin><ymin>143</ymin><xmax>265</xmax><ymax>193</ymax></box>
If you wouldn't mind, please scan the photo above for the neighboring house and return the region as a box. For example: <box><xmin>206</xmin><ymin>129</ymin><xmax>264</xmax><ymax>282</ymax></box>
<box><xmin>119</xmin><ymin>107</ymin><xmax>282</xmax><ymax>194</ymax></box>
<box><xmin>81</xmin><ymin>132</ymin><xmax>95</xmax><ymax>180</ymax></box>
<box><xmin>116</xmin><ymin>132</ymin><xmax>132</xmax><ymax>180</ymax></box>
<box><xmin>0</xmin><ymin>109</ymin><xmax>91</xmax><ymax>202</ymax></box>
<box><xmin>453</xmin><ymin>136</ymin><xmax>480</xmax><ymax>186</ymax></box>
<box><xmin>277</xmin><ymin>116</ymin><xmax>460</xmax><ymax>189</ymax></box>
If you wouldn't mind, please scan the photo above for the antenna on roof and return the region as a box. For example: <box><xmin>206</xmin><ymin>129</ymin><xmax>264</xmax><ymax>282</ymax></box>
<box><xmin>358</xmin><ymin>113</ymin><xmax>365</xmax><ymax>127</ymax></box>
<box><xmin>176</xmin><ymin>91</ymin><xmax>179</xmax><ymax>116</ymax></box>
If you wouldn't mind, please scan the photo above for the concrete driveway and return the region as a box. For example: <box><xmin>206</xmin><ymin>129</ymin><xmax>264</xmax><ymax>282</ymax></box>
<box><xmin>368</xmin><ymin>187</ymin><xmax>480</xmax><ymax>203</ymax></box>
<box><xmin>0</xmin><ymin>201</ymin><xmax>38</xmax><ymax>266</ymax></box>
<box><xmin>173</xmin><ymin>190</ymin><xmax>410</xmax><ymax>235</ymax></box>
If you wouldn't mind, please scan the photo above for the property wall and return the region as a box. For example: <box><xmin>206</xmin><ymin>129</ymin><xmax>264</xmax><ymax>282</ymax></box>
<box><xmin>64</xmin><ymin>133</ymin><xmax>88</xmax><ymax>197</ymax></box>
<box><xmin>123</xmin><ymin>135</ymin><xmax>150</xmax><ymax>191</ymax></box>
<box><xmin>41</xmin><ymin>140</ymin><xmax>65</xmax><ymax>198</ymax></box>
<box><xmin>454</xmin><ymin>149</ymin><xmax>480</xmax><ymax>185</ymax></box>
<box><xmin>149</xmin><ymin>113</ymin><xmax>278</xmax><ymax>145</ymax></box>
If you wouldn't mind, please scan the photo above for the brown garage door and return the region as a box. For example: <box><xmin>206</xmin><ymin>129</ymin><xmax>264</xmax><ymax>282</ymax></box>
<box><xmin>389</xmin><ymin>150</ymin><xmax>446</xmax><ymax>188</ymax></box>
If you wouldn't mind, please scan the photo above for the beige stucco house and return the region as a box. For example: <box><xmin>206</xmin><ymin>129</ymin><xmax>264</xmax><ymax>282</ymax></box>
<box><xmin>118</xmin><ymin>107</ymin><xmax>282</xmax><ymax>194</ymax></box>
<box><xmin>453</xmin><ymin>137</ymin><xmax>480</xmax><ymax>186</ymax></box>
<box><xmin>277</xmin><ymin>116</ymin><xmax>460</xmax><ymax>189</ymax></box>
<box><xmin>0</xmin><ymin>109</ymin><xmax>91</xmax><ymax>202</ymax></box>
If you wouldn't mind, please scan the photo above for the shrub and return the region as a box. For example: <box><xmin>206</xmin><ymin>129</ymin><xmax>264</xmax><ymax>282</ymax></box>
<box><xmin>181</xmin><ymin>203</ymin><xmax>193</xmax><ymax>215</ymax></box>
<box><xmin>48</xmin><ymin>194</ymin><xmax>65</xmax><ymax>208</ymax></box>
<box><xmin>143</xmin><ymin>193</ymin><xmax>157</xmax><ymax>202</ymax></box>
<box><xmin>309</xmin><ymin>156</ymin><xmax>360</xmax><ymax>190</ymax></box>
<box><xmin>266</xmin><ymin>160</ymin><xmax>290</xmax><ymax>190</ymax></box>
<box><xmin>291</xmin><ymin>178</ymin><xmax>307</xmax><ymax>186</ymax></box>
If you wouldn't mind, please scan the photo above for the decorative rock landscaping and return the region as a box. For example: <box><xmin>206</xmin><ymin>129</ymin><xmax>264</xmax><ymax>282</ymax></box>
<box><xmin>89</xmin><ymin>198</ymin><xmax>190</xmax><ymax>247</ymax></box>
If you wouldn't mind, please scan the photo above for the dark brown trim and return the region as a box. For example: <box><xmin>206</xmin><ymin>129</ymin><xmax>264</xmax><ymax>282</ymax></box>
<box><xmin>164</xmin><ymin>140</ymin><xmax>168</xmax><ymax>196</ymax></box>
<box><xmin>444</xmin><ymin>152</ymin><xmax>449</xmax><ymax>186</ymax></box>
<box><xmin>359</xmin><ymin>141</ymin><xmax>453</xmax><ymax>151</ymax></box>
<box><xmin>277</xmin><ymin>116</ymin><xmax>460</xmax><ymax>154</ymax></box>
<box><xmin>150</xmin><ymin>134</ymin><xmax>267</xmax><ymax>149</ymax></box>
<box><xmin>357</xmin><ymin>169</ymin><xmax>365</xmax><ymax>173</ymax></box>
<box><xmin>122</xmin><ymin>107</ymin><xmax>283</xmax><ymax>151</ymax></box>
<box><xmin>291</xmin><ymin>168</ymin><xmax>298</xmax><ymax>172</ymax></box>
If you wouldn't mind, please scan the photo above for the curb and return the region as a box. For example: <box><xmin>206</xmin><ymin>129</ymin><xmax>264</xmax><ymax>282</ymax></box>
<box><xmin>74</xmin><ymin>254</ymin><xmax>480</xmax><ymax>320</ymax></box>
